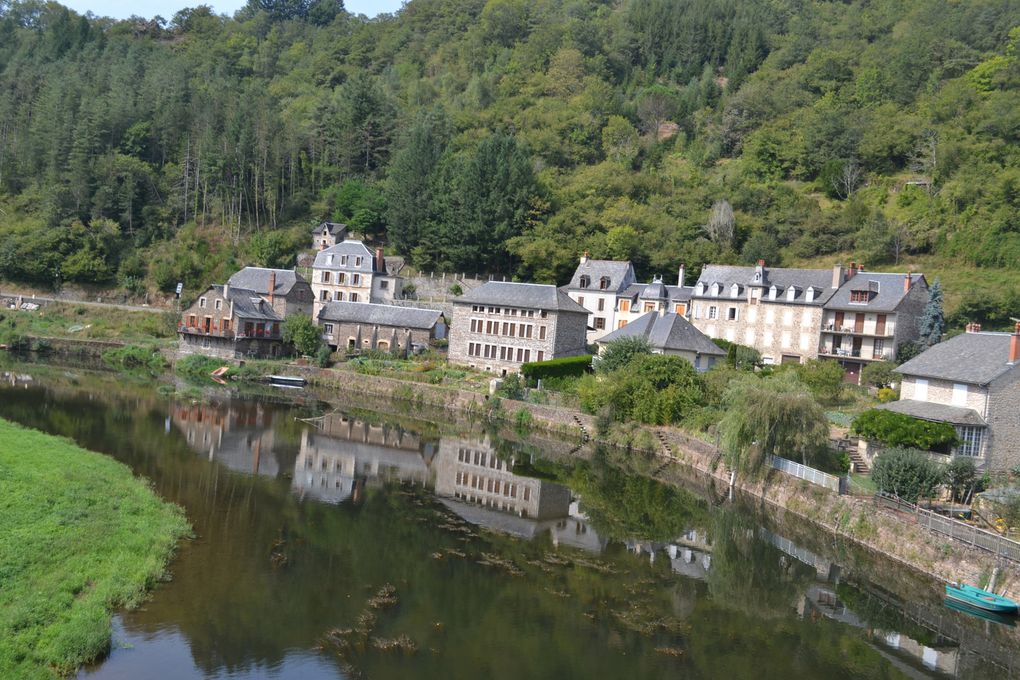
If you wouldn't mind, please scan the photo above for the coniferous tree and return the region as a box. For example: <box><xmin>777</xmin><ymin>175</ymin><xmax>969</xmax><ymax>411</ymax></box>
<box><xmin>918</xmin><ymin>278</ymin><xmax>945</xmax><ymax>349</ymax></box>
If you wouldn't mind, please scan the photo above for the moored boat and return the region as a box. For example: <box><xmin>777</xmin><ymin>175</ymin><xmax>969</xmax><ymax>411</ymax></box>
<box><xmin>269</xmin><ymin>375</ymin><xmax>307</xmax><ymax>388</ymax></box>
<box><xmin>945</xmin><ymin>583</ymin><xmax>1019</xmax><ymax>614</ymax></box>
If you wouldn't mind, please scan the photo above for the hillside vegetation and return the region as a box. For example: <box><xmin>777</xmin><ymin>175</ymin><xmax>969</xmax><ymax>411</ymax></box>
<box><xmin>1</xmin><ymin>0</ymin><xmax>1020</xmax><ymax>326</ymax></box>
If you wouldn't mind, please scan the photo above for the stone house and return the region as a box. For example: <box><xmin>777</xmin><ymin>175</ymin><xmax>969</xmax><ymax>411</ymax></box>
<box><xmin>449</xmin><ymin>281</ymin><xmax>588</xmax><ymax>374</ymax></box>
<box><xmin>313</xmin><ymin>222</ymin><xmax>347</xmax><ymax>250</ymax></box>
<box><xmin>178</xmin><ymin>283</ymin><xmax>285</xmax><ymax>359</ymax></box>
<box><xmin>875</xmin><ymin>324</ymin><xmax>1020</xmax><ymax>471</ymax></box>
<box><xmin>226</xmin><ymin>267</ymin><xmax>313</xmax><ymax>318</ymax></box>
<box><xmin>317</xmin><ymin>301</ymin><xmax>445</xmax><ymax>356</ymax></box>
<box><xmin>594</xmin><ymin>311</ymin><xmax>725</xmax><ymax>372</ymax></box>
<box><xmin>563</xmin><ymin>253</ymin><xmax>694</xmax><ymax>343</ymax></box>
<box><xmin>818</xmin><ymin>268</ymin><xmax>928</xmax><ymax>384</ymax></box>
<box><xmin>311</xmin><ymin>239</ymin><xmax>403</xmax><ymax>315</ymax></box>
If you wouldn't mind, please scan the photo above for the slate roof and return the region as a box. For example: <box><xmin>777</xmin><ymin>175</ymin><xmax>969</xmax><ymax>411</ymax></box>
<box><xmin>219</xmin><ymin>286</ymin><xmax>282</xmax><ymax>321</ymax></box>
<box><xmin>878</xmin><ymin>399</ymin><xmax>986</xmax><ymax>426</ymax></box>
<box><xmin>227</xmin><ymin>267</ymin><xmax>306</xmax><ymax>297</ymax></box>
<box><xmin>457</xmin><ymin>281</ymin><xmax>588</xmax><ymax>314</ymax></box>
<box><xmin>313</xmin><ymin>221</ymin><xmax>347</xmax><ymax>236</ymax></box>
<box><xmin>313</xmin><ymin>240</ymin><xmax>380</xmax><ymax>273</ymax></box>
<box><xmin>596</xmin><ymin>312</ymin><xmax>725</xmax><ymax>356</ymax></box>
<box><xmin>639</xmin><ymin>277</ymin><xmax>668</xmax><ymax>300</ymax></box>
<box><xmin>317</xmin><ymin>301</ymin><xmax>442</xmax><ymax>330</ymax></box>
<box><xmin>566</xmin><ymin>259</ymin><xmax>636</xmax><ymax>294</ymax></box>
<box><xmin>826</xmin><ymin>272</ymin><xmax>926</xmax><ymax>312</ymax></box>
<box><xmin>895</xmin><ymin>332</ymin><xmax>1018</xmax><ymax>386</ymax></box>
<box><xmin>619</xmin><ymin>283</ymin><xmax>693</xmax><ymax>304</ymax></box>
<box><xmin>693</xmin><ymin>265</ymin><xmax>835</xmax><ymax>305</ymax></box>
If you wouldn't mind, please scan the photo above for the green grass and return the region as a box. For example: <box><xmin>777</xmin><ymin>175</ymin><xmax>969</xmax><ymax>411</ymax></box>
<box><xmin>0</xmin><ymin>419</ymin><xmax>190</xmax><ymax>678</ymax></box>
<box><xmin>0</xmin><ymin>302</ymin><xmax>176</xmax><ymax>344</ymax></box>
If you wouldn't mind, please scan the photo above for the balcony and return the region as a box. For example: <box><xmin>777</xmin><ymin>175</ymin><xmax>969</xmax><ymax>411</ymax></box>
<box><xmin>818</xmin><ymin>346</ymin><xmax>891</xmax><ymax>362</ymax></box>
<box><xmin>821</xmin><ymin>323</ymin><xmax>894</xmax><ymax>338</ymax></box>
<box><xmin>179</xmin><ymin>324</ymin><xmax>234</xmax><ymax>339</ymax></box>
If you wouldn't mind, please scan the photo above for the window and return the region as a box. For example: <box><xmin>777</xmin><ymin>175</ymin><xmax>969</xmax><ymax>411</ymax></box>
<box><xmin>594</xmin><ymin>317</ymin><xmax>605</xmax><ymax>330</ymax></box>
<box><xmin>620</xmin><ymin>299</ymin><xmax>631</xmax><ymax>313</ymax></box>
<box><xmin>350</xmin><ymin>293</ymin><xmax>359</xmax><ymax>302</ymax></box>
<box><xmin>340</xmin><ymin>255</ymin><xmax>348</xmax><ymax>266</ymax></box>
<box><xmin>674</xmin><ymin>303</ymin><xmax>686</xmax><ymax>315</ymax></box>
<box><xmin>952</xmin><ymin>383</ymin><xmax>968</xmax><ymax>407</ymax></box>
<box><xmin>188</xmin><ymin>314</ymin><xmax>197</xmax><ymax>327</ymax></box>
<box><xmin>352</xmin><ymin>274</ymin><xmax>361</xmax><ymax>286</ymax></box>
<box><xmin>338</xmin><ymin>273</ymin><xmax>346</xmax><ymax>284</ymax></box>
<box><xmin>727</xmin><ymin>307</ymin><xmax>737</xmax><ymax>321</ymax></box>
<box><xmin>643</xmin><ymin>302</ymin><xmax>655</xmax><ymax>312</ymax></box>
<box><xmin>708</xmin><ymin>306</ymin><xmax>718</xmax><ymax>320</ymax></box>
<box><xmin>319</xmin><ymin>290</ymin><xmax>329</xmax><ymax>301</ymax></box>
<box><xmin>850</xmin><ymin>290</ymin><xmax>869</xmax><ymax>303</ymax></box>
<box><xmin>577</xmin><ymin>296</ymin><xmax>585</xmax><ymax>306</ymax></box>
<box><xmin>337</xmin><ymin>292</ymin><xmax>345</xmax><ymax>301</ymax></box>
<box><xmin>597</xmin><ymin>298</ymin><xmax>605</xmax><ymax>311</ymax></box>
<box><xmin>914</xmin><ymin>378</ymin><xmax>928</xmax><ymax>401</ymax></box>
<box><xmin>323</xmin><ymin>323</ymin><xmax>334</xmax><ymax>335</ymax></box>
<box><xmin>222</xmin><ymin>319</ymin><xmax>230</xmax><ymax>333</ymax></box>
<box><xmin>955</xmin><ymin>426</ymin><xmax>984</xmax><ymax>457</ymax></box>
<box><xmin>579</xmin><ymin>275</ymin><xmax>590</xmax><ymax>289</ymax></box>
<box><xmin>872</xmin><ymin>338</ymin><xmax>885</xmax><ymax>359</ymax></box>
<box><xmin>618</xmin><ymin>320</ymin><xmax>628</xmax><ymax>329</ymax></box>
<box><xmin>536</xmin><ymin>351</ymin><xmax>544</xmax><ymax>362</ymax></box>
<box><xmin>355</xmin><ymin>256</ymin><xmax>363</xmax><ymax>267</ymax></box>
<box><xmin>599</xmin><ymin>276</ymin><xmax>610</xmax><ymax>290</ymax></box>
<box><xmin>322</xmin><ymin>271</ymin><xmax>331</xmax><ymax>283</ymax></box>
<box><xmin>214</xmin><ymin>299</ymin><xmax>222</xmax><ymax>311</ymax></box>
<box><xmin>199</xmin><ymin>297</ymin><xmax>207</xmax><ymax>308</ymax></box>
<box><xmin>539</xmin><ymin>326</ymin><xmax>547</xmax><ymax>340</ymax></box>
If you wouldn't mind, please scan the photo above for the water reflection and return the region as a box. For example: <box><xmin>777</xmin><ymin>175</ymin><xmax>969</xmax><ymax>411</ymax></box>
<box><xmin>0</xmin><ymin>365</ymin><xmax>1017</xmax><ymax>680</ymax></box>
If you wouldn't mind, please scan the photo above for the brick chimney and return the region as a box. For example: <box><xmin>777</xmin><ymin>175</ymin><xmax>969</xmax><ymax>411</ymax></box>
<box><xmin>375</xmin><ymin>247</ymin><xmax>386</xmax><ymax>274</ymax></box>
<box><xmin>268</xmin><ymin>271</ymin><xmax>276</xmax><ymax>306</ymax></box>
<box><xmin>904</xmin><ymin>272</ymin><xmax>912</xmax><ymax>293</ymax></box>
<box><xmin>965</xmin><ymin>322</ymin><xmax>982</xmax><ymax>333</ymax></box>
<box><xmin>1011</xmin><ymin>323</ymin><xmax>1020</xmax><ymax>364</ymax></box>
<box><xmin>678</xmin><ymin>262</ymin><xmax>686</xmax><ymax>287</ymax></box>
<box><xmin>831</xmin><ymin>264</ymin><xmax>845</xmax><ymax>289</ymax></box>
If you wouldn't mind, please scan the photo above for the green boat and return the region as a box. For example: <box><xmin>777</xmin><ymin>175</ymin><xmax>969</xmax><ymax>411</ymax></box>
<box><xmin>944</xmin><ymin>598</ymin><xmax>1017</xmax><ymax>627</ymax></box>
<box><xmin>945</xmin><ymin>583</ymin><xmax>1019</xmax><ymax>615</ymax></box>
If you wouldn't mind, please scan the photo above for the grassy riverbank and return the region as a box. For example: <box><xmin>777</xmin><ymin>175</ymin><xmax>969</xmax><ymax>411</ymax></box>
<box><xmin>0</xmin><ymin>419</ymin><xmax>190</xmax><ymax>679</ymax></box>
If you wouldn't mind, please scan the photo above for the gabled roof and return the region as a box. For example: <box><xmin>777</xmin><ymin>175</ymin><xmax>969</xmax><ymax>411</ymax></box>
<box><xmin>895</xmin><ymin>332</ymin><xmax>1018</xmax><ymax>386</ymax></box>
<box><xmin>826</xmin><ymin>272</ymin><xmax>926</xmax><ymax>312</ymax></box>
<box><xmin>566</xmin><ymin>259</ymin><xmax>636</xmax><ymax>294</ymax></box>
<box><xmin>457</xmin><ymin>281</ymin><xmax>588</xmax><ymax>314</ymax></box>
<box><xmin>313</xmin><ymin>240</ymin><xmax>379</xmax><ymax>273</ymax></box>
<box><xmin>313</xmin><ymin>221</ymin><xmax>347</xmax><ymax>236</ymax></box>
<box><xmin>227</xmin><ymin>267</ymin><xmax>306</xmax><ymax>297</ymax></box>
<box><xmin>219</xmin><ymin>286</ymin><xmax>282</xmax><ymax>321</ymax></box>
<box><xmin>596</xmin><ymin>312</ymin><xmax>725</xmax><ymax>356</ymax></box>
<box><xmin>317</xmin><ymin>301</ymin><xmax>442</xmax><ymax>330</ymax></box>
<box><xmin>693</xmin><ymin>265</ymin><xmax>834</xmax><ymax>305</ymax></box>
<box><xmin>878</xmin><ymin>399</ymin><xmax>986</xmax><ymax>426</ymax></box>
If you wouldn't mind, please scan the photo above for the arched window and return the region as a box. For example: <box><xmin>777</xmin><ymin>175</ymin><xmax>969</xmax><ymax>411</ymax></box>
<box><xmin>579</xmin><ymin>275</ymin><xmax>590</xmax><ymax>289</ymax></box>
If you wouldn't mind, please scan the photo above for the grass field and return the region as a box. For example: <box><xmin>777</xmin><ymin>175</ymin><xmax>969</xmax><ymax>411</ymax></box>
<box><xmin>0</xmin><ymin>419</ymin><xmax>190</xmax><ymax>678</ymax></box>
<box><xmin>0</xmin><ymin>302</ymin><xmax>176</xmax><ymax>344</ymax></box>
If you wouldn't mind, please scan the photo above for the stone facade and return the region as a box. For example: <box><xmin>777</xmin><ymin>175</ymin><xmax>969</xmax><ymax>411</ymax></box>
<box><xmin>694</xmin><ymin>296</ymin><xmax>824</xmax><ymax>365</ymax></box>
<box><xmin>321</xmin><ymin>320</ymin><xmax>435</xmax><ymax>355</ymax></box>
<box><xmin>985</xmin><ymin>368</ymin><xmax>1020</xmax><ymax>471</ymax></box>
<box><xmin>177</xmin><ymin>284</ymin><xmax>285</xmax><ymax>359</ymax></box>
<box><xmin>449</xmin><ymin>297</ymin><xmax>588</xmax><ymax>375</ymax></box>
<box><xmin>311</xmin><ymin>240</ymin><xmax>402</xmax><ymax>315</ymax></box>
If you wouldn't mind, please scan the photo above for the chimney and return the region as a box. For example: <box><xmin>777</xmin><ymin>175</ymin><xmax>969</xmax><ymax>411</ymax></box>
<box><xmin>848</xmin><ymin>261</ymin><xmax>858</xmax><ymax>279</ymax></box>
<box><xmin>966</xmin><ymin>322</ymin><xmax>982</xmax><ymax>333</ymax></box>
<box><xmin>223</xmin><ymin>282</ymin><xmax>230</xmax><ymax>300</ymax></box>
<box><xmin>375</xmin><ymin>247</ymin><xmax>386</xmax><ymax>274</ymax></box>
<box><xmin>268</xmin><ymin>271</ymin><xmax>276</xmax><ymax>306</ymax></box>
<box><xmin>904</xmin><ymin>272</ymin><xmax>912</xmax><ymax>293</ymax></box>
<box><xmin>580</xmin><ymin>250</ymin><xmax>589</xmax><ymax>265</ymax></box>
<box><xmin>678</xmin><ymin>262</ymin><xmax>686</xmax><ymax>287</ymax></box>
<box><xmin>831</xmin><ymin>264</ymin><xmax>845</xmax><ymax>289</ymax></box>
<box><xmin>1011</xmin><ymin>323</ymin><xmax>1020</xmax><ymax>364</ymax></box>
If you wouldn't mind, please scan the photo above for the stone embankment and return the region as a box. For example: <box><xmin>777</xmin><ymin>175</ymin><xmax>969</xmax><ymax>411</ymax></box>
<box><xmin>297</xmin><ymin>365</ymin><xmax>1019</xmax><ymax>601</ymax></box>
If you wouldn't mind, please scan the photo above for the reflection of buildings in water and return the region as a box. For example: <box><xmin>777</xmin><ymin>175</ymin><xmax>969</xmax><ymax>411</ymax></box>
<box><xmin>293</xmin><ymin>413</ymin><xmax>434</xmax><ymax>504</ymax></box>
<box><xmin>172</xmin><ymin>402</ymin><xmax>279</xmax><ymax>476</ymax></box>
<box><xmin>550</xmin><ymin>501</ymin><xmax>606</xmax><ymax>553</ymax></box>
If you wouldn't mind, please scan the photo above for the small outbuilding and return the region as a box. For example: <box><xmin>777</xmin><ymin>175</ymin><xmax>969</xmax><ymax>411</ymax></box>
<box><xmin>318</xmin><ymin>301</ymin><xmax>445</xmax><ymax>356</ymax></box>
<box><xmin>595</xmin><ymin>311</ymin><xmax>725</xmax><ymax>372</ymax></box>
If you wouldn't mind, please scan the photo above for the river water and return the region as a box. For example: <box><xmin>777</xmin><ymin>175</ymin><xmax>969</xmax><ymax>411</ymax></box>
<box><xmin>0</xmin><ymin>362</ymin><xmax>1017</xmax><ymax>680</ymax></box>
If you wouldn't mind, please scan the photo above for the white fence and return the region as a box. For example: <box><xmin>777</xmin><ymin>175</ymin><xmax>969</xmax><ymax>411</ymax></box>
<box><xmin>769</xmin><ymin>456</ymin><xmax>842</xmax><ymax>493</ymax></box>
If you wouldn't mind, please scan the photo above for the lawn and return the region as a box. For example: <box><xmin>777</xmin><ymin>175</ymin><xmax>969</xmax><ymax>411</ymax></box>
<box><xmin>0</xmin><ymin>419</ymin><xmax>190</xmax><ymax>678</ymax></box>
<box><xmin>0</xmin><ymin>301</ymin><xmax>176</xmax><ymax>344</ymax></box>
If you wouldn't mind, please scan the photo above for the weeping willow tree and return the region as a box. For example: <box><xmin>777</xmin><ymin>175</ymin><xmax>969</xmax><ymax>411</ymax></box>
<box><xmin>719</xmin><ymin>372</ymin><xmax>830</xmax><ymax>474</ymax></box>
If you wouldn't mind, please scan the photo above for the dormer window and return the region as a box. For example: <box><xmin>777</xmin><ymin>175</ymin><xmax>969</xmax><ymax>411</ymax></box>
<box><xmin>850</xmin><ymin>290</ymin><xmax>870</xmax><ymax>304</ymax></box>
<box><xmin>696</xmin><ymin>282</ymin><xmax>705</xmax><ymax>295</ymax></box>
<box><xmin>340</xmin><ymin>255</ymin><xmax>348</xmax><ymax>266</ymax></box>
<box><xmin>768</xmin><ymin>285</ymin><xmax>778</xmax><ymax>300</ymax></box>
<box><xmin>579</xmin><ymin>275</ymin><xmax>590</xmax><ymax>289</ymax></box>
<box><xmin>599</xmin><ymin>276</ymin><xmax>610</xmax><ymax>290</ymax></box>
<box><xmin>326</xmin><ymin>254</ymin><xmax>334</xmax><ymax>265</ymax></box>
<box><xmin>806</xmin><ymin>287</ymin><xmax>816</xmax><ymax>303</ymax></box>
<box><xmin>355</xmin><ymin>256</ymin><xmax>363</xmax><ymax>267</ymax></box>
<box><xmin>711</xmin><ymin>283</ymin><xmax>721</xmax><ymax>297</ymax></box>
<box><xmin>786</xmin><ymin>286</ymin><xmax>798</xmax><ymax>301</ymax></box>
<box><xmin>730</xmin><ymin>283</ymin><xmax>741</xmax><ymax>298</ymax></box>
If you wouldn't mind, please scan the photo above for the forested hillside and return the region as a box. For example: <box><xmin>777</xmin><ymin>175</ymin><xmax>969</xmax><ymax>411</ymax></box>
<box><xmin>2</xmin><ymin>0</ymin><xmax>1020</xmax><ymax>326</ymax></box>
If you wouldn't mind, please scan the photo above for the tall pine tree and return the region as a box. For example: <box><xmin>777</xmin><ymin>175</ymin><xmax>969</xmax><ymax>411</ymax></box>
<box><xmin>918</xmin><ymin>278</ymin><xmax>945</xmax><ymax>349</ymax></box>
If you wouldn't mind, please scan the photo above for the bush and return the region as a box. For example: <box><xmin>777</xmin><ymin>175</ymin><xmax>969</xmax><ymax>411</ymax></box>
<box><xmin>521</xmin><ymin>355</ymin><xmax>593</xmax><ymax>382</ymax></box>
<box><xmin>496</xmin><ymin>373</ymin><xmax>527</xmax><ymax>400</ymax></box>
<box><xmin>877</xmin><ymin>387</ymin><xmax>898</xmax><ymax>403</ymax></box>
<box><xmin>862</xmin><ymin>361</ymin><xmax>897</xmax><ymax>388</ymax></box>
<box><xmin>102</xmin><ymin>345</ymin><xmax>167</xmax><ymax>373</ymax></box>
<box><xmin>714</xmin><ymin>339</ymin><xmax>762</xmax><ymax>370</ymax></box>
<box><xmin>871</xmin><ymin>448</ymin><xmax>945</xmax><ymax>503</ymax></box>
<box><xmin>594</xmin><ymin>337</ymin><xmax>651</xmax><ymax>374</ymax></box>
<box><xmin>316</xmin><ymin>344</ymin><xmax>332</xmax><ymax>368</ymax></box>
<box><xmin>945</xmin><ymin>457</ymin><xmax>977</xmax><ymax>503</ymax></box>
<box><xmin>448</xmin><ymin>283</ymin><xmax>463</xmax><ymax>296</ymax></box>
<box><xmin>851</xmin><ymin>409</ymin><xmax>959</xmax><ymax>452</ymax></box>
<box><xmin>794</xmin><ymin>359</ymin><xmax>845</xmax><ymax>404</ymax></box>
<box><xmin>282</xmin><ymin>314</ymin><xmax>322</xmax><ymax>357</ymax></box>
<box><xmin>580</xmin><ymin>354</ymin><xmax>705</xmax><ymax>426</ymax></box>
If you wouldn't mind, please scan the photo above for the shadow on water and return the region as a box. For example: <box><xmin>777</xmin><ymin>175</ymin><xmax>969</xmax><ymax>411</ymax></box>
<box><xmin>0</xmin><ymin>360</ymin><xmax>1018</xmax><ymax>680</ymax></box>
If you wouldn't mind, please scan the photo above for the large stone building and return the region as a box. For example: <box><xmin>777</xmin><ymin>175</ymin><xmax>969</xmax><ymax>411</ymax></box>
<box><xmin>226</xmin><ymin>267</ymin><xmax>313</xmax><ymax>317</ymax></box>
<box><xmin>311</xmin><ymin>239</ymin><xmax>403</xmax><ymax>314</ymax></box>
<box><xmin>449</xmin><ymin>281</ymin><xmax>588</xmax><ymax>374</ymax></box>
<box><xmin>690</xmin><ymin>261</ymin><xmax>927</xmax><ymax>377</ymax></box>
<box><xmin>563</xmin><ymin>253</ymin><xmax>693</xmax><ymax>342</ymax></box>
<box><xmin>317</xmin><ymin>301</ymin><xmax>445</xmax><ymax>355</ymax></box>
<box><xmin>876</xmin><ymin>325</ymin><xmax>1020</xmax><ymax>471</ymax></box>
<box><xmin>178</xmin><ymin>282</ymin><xmax>286</xmax><ymax>359</ymax></box>
<box><xmin>595</xmin><ymin>311</ymin><xmax>725</xmax><ymax>372</ymax></box>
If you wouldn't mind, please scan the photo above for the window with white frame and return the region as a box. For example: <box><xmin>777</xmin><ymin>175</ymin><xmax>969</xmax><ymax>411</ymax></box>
<box><xmin>727</xmin><ymin>307</ymin><xmax>737</xmax><ymax>321</ymax></box>
<box><xmin>323</xmin><ymin>323</ymin><xmax>334</xmax><ymax>335</ymax></box>
<box><xmin>708</xmin><ymin>306</ymin><xmax>718</xmax><ymax>320</ymax></box>
<box><xmin>955</xmin><ymin>426</ymin><xmax>984</xmax><ymax>457</ymax></box>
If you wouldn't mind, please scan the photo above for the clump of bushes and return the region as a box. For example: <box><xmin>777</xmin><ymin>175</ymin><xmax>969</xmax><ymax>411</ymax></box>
<box><xmin>871</xmin><ymin>448</ymin><xmax>947</xmax><ymax>503</ymax></box>
<box><xmin>579</xmin><ymin>354</ymin><xmax>704</xmax><ymax>426</ymax></box>
<box><xmin>102</xmin><ymin>345</ymin><xmax>168</xmax><ymax>373</ymax></box>
<box><xmin>852</xmin><ymin>409</ymin><xmax>959</xmax><ymax>452</ymax></box>
<box><xmin>521</xmin><ymin>355</ymin><xmax>593</xmax><ymax>382</ymax></box>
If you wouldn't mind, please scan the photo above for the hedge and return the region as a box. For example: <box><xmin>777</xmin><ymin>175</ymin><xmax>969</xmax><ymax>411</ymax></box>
<box><xmin>521</xmin><ymin>355</ymin><xmax>593</xmax><ymax>381</ymax></box>
<box><xmin>851</xmin><ymin>408</ymin><xmax>959</xmax><ymax>452</ymax></box>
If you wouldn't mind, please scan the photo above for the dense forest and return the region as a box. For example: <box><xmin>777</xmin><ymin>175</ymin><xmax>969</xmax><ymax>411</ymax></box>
<box><xmin>2</xmin><ymin>0</ymin><xmax>1020</xmax><ymax>326</ymax></box>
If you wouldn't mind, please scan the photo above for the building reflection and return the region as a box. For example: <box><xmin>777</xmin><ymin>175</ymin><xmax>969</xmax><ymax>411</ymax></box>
<box><xmin>172</xmin><ymin>401</ymin><xmax>279</xmax><ymax>477</ymax></box>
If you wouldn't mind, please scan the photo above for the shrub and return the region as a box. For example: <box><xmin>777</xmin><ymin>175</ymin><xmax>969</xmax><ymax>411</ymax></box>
<box><xmin>315</xmin><ymin>344</ymin><xmax>332</xmax><ymax>368</ymax></box>
<box><xmin>282</xmin><ymin>315</ymin><xmax>322</xmax><ymax>357</ymax></box>
<box><xmin>871</xmin><ymin>448</ymin><xmax>945</xmax><ymax>503</ymax></box>
<box><xmin>877</xmin><ymin>387</ymin><xmax>898</xmax><ymax>403</ymax></box>
<box><xmin>714</xmin><ymin>339</ymin><xmax>762</xmax><ymax>370</ymax></box>
<box><xmin>496</xmin><ymin>373</ymin><xmax>527</xmax><ymax>400</ymax></box>
<box><xmin>851</xmin><ymin>409</ymin><xmax>959</xmax><ymax>452</ymax></box>
<box><xmin>594</xmin><ymin>337</ymin><xmax>651</xmax><ymax>375</ymax></box>
<box><xmin>102</xmin><ymin>345</ymin><xmax>167</xmax><ymax>373</ymax></box>
<box><xmin>945</xmin><ymin>457</ymin><xmax>977</xmax><ymax>503</ymax></box>
<box><xmin>580</xmin><ymin>354</ymin><xmax>705</xmax><ymax>426</ymax></box>
<box><xmin>448</xmin><ymin>283</ymin><xmax>463</xmax><ymax>296</ymax></box>
<box><xmin>521</xmin><ymin>355</ymin><xmax>593</xmax><ymax>382</ymax></box>
<box><xmin>794</xmin><ymin>359</ymin><xmax>845</xmax><ymax>404</ymax></box>
<box><xmin>862</xmin><ymin>361</ymin><xmax>897</xmax><ymax>388</ymax></box>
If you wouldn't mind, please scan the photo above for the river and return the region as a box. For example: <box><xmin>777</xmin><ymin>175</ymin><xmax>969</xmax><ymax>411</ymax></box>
<box><xmin>0</xmin><ymin>360</ymin><xmax>1017</xmax><ymax>679</ymax></box>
